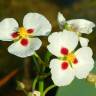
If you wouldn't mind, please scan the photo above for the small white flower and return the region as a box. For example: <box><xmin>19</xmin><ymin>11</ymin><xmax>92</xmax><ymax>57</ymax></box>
<box><xmin>17</xmin><ymin>81</ymin><xmax>25</xmax><ymax>89</ymax></box>
<box><xmin>47</xmin><ymin>31</ymin><xmax>94</xmax><ymax>86</ymax></box>
<box><xmin>57</xmin><ymin>12</ymin><xmax>66</xmax><ymax>29</ymax></box>
<box><xmin>0</xmin><ymin>13</ymin><xmax>51</xmax><ymax>58</ymax></box>
<box><xmin>57</xmin><ymin>12</ymin><xmax>95</xmax><ymax>47</ymax></box>
<box><xmin>28</xmin><ymin>91</ymin><xmax>40</xmax><ymax>96</ymax></box>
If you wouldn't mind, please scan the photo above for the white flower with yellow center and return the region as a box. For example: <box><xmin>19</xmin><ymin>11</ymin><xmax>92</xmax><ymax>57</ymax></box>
<box><xmin>57</xmin><ymin>12</ymin><xmax>95</xmax><ymax>47</ymax></box>
<box><xmin>47</xmin><ymin>31</ymin><xmax>94</xmax><ymax>86</ymax></box>
<box><xmin>0</xmin><ymin>13</ymin><xmax>51</xmax><ymax>58</ymax></box>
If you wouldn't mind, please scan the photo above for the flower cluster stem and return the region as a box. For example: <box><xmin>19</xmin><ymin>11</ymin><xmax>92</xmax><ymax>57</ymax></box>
<box><xmin>32</xmin><ymin>76</ymin><xmax>38</xmax><ymax>90</ymax></box>
<box><xmin>39</xmin><ymin>80</ymin><xmax>44</xmax><ymax>96</ymax></box>
<box><xmin>43</xmin><ymin>85</ymin><xmax>56</xmax><ymax>96</ymax></box>
<box><xmin>34</xmin><ymin>52</ymin><xmax>48</xmax><ymax>67</ymax></box>
<box><xmin>23</xmin><ymin>57</ymin><xmax>31</xmax><ymax>91</ymax></box>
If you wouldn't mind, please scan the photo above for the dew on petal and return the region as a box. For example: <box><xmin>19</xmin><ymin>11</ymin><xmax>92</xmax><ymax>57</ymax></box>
<box><xmin>73</xmin><ymin>58</ymin><xmax>78</xmax><ymax>64</ymax></box>
<box><xmin>20</xmin><ymin>38</ymin><xmax>29</xmax><ymax>46</ymax></box>
<box><xmin>11</xmin><ymin>32</ymin><xmax>19</xmax><ymax>38</ymax></box>
<box><xmin>27</xmin><ymin>29</ymin><xmax>34</xmax><ymax>34</ymax></box>
<box><xmin>61</xmin><ymin>47</ymin><xmax>68</xmax><ymax>55</ymax></box>
<box><xmin>61</xmin><ymin>62</ymin><xmax>68</xmax><ymax>70</ymax></box>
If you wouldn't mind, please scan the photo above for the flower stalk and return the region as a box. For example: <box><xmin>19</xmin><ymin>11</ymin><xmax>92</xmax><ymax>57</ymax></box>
<box><xmin>23</xmin><ymin>57</ymin><xmax>32</xmax><ymax>91</ymax></box>
<box><xmin>39</xmin><ymin>80</ymin><xmax>44</xmax><ymax>96</ymax></box>
<box><xmin>43</xmin><ymin>85</ymin><xmax>56</xmax><ymax>96</ymax></box>
<box><xmin>34</xmin><ymin>52</ymin><xmax>48</xmax><ymax>67</ymax></box>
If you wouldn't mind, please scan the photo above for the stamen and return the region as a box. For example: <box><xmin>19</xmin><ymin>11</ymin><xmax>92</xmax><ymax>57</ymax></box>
<box><xmin>18</xmin><ymin>27</ymin><xmax>28</xmax><ymax>38</ymax></box>
<box><xmin>20</xmin><ymin>39</ymin><xmax>28</xmax><ymax>46</ymax></box>
<box><xmin>11</xmin><ymin>32</ymin><xmax>19</xmax><ymax>38</ymax></box>
<box><xmin>61</xmin><ymin>47</ymin><xmax>68</xmax><ymax>55</ymax></box>
<box><xmin>61</xmin><ymin>62</ymin><xmax>68</xmax><ymax>70</ymax></box>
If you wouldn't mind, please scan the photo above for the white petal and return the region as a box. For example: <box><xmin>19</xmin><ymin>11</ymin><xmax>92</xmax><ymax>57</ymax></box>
<box><xmin>47</xmin><ymin>31</ymin><xmax>78</xmax><ymax>57</ymax></box>
<box><xmin>0</xmin><ymin>18</ymin><xmax>18</xmax><ymax>41</ymax></box>
<box><xmin>79</xmin><ymin>37</ymin><xmax>89</xmax><ymax>47</ymax></box>
<box><xmin>50</xmin><ymin>59</ymin><xmax>75</xmax><ymax>86</ymax></box>
<box><xmin>74</xmin><ymin>47</ymin><xmax>94</xmax><ymax>79</ymax></box>
<box><xmin>47</xmin><ymin>44</ymin><xmax>61</xmax><ymax>57</ymax></box>
<box><xmin>57</xmin><ymin>12</ymin><xmax>66</xmax><ymax>29</ymax></box>
<box><xmin>28</xmin><ymin>91</ymin><xmax>40</xmax><ymax>96</ymax></box>
<box><xmin>75</xmin><ymin>47</ymin><xmax>93</xmax><ymax>60</ymax></box>
<box><xmin>33</xmin><ymin>91</ymin><xmax>40</xmax><ymax>96</ymax></box>
<box><xmin>67</xmin><ymin>19</ymin><xmax>95</xmax><ymax>34</ymax></box>
<box><xmin>8</xmin><ymin>38</ymin><xmax>42</xmax><ymax>58</ymax></box>
<box><xmin>23</xmin><ymin>13</ymin><xmax>52</xmax><ymax>36</ymax></box>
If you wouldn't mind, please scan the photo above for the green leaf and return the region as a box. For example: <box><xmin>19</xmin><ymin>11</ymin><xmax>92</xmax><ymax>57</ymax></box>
<box><xmin>56</xmin><ymin>79</ymin><xmax>96</xmax><ymax>96</ymax></box>
<box><xmin>44</xmin><ymin>51</ymin><xmax>52</xmax><ymax>63</ymax></box>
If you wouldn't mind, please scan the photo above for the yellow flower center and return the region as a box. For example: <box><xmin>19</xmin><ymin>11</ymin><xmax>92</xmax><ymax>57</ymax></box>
<box><xmin>67</xmin><ymin>53</ymin><xmax>75</xmax><ymax>63</ymax></box>
<box><xmin>18</xmin><ymin>27</ymin><xmax>28</xmax><ymax>38</ymax></box>
<box><xmin>60</xmin><ymin>48</ymin><xmax>78</xmax><ymax>70</ymax></box>
<box><xmin>66</xmin><ymin>25</ymin><xmax>77</xmax><ymax>32</ymax></box>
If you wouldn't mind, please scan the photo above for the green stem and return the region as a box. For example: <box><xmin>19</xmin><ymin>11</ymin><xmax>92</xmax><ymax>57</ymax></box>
<box><xmin>33</xmin><ymin>55</ymin><xmax>40</xmax><ymax>72</ymax></box>
<box><xmin>34</xmin><ymin>52</ymin><xmax>48</xmax><ymax>67</ymax></box>
<box><xmin>23</xmin><ymin>57</ymin><xmax>31</xmax><ymax>91</ymax></box>
<box><xmin>44</xmin><ymin>51</ymin><xmax>52</xmax><ymax>64</ymax></box>
<box><xmin>22</xmin><ymin>89</ymin><xmax>28</xmax><ymax>96</ymax></box>
<box><xmin>43</xmin><ymin>85</ymin><xmax>56</xmax><ymax>96</ymax></box>
<box><xmin>39</xmin><ymin>72</ymin><xmax>51</xmax><ymax>79</ymax></box>
<box><xmin>39</xmin><ymin>81</ymin><xmax>44</xmax><ymax>96</ymax></box>
<box><xmin>32</xmin><ymin>76</ymin><xmax>38</xmax><ymax>90</ymax></box>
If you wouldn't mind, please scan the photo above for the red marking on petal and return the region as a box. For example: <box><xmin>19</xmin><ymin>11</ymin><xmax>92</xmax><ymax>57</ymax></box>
<box><xmin>61</xmin><ymin>47</ymin><xmax>68</xmax><ymax>55</ymax></box>
<box><xmin>73</xmin><ymin>58</ymin><xmax>78</xmax><ymax>64</ymax></box>
<box><xmin>20</xmin><ymin>39</ymin><xmax>29</xmax><ymax>46</ymax></box>
<box><xmin>27</xmin><ymin>29</ymin><xmax>34</xmax><ymax>34</ymax></box>
<box><xmin>61</xmin><ymin>62</ymin><xmax>68</xmax><ymax>70</ymax></box>
<box><xmin>11</xmin><ymin>32</ymin><xmax>19</xmax><ymax>38</ymax></box>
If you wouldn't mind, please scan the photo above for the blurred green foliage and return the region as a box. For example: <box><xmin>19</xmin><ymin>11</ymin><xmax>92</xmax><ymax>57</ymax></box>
<box><xmin>56</xmin><ymin>79</ymin><xmax>96</xmax><ymax>96</ymax></box>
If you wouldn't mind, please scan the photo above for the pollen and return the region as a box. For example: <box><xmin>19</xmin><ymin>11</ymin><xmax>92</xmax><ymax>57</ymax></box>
<box><xmin>18</xmin><ymin>27</ymin><xmax>28</xmax><ymax>38</ymax></box>
<box><xmin>67</xmin><ymin>53</ymin><xmax>75</xmax><ymax>61</ymax></box>
<box><xmin>67</xmin><ymin>53</ymin><xmax>78</xmax><ymax>64</ymax></box>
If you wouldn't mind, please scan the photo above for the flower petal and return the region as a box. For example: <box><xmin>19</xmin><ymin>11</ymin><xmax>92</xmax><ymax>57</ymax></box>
<box><xmin>28</xmin><ymin>91</ymin><xmax>40</xmax><ymax>96</ymax></box>
<box><xmin>0</xmin><ymin>18</ymin><xmax>19</xmax><ymax>41</ymax></box>
<box><xmin>47</xmin><ymin>31</ymin><xmax>78</xmax><ymax>57</ymax></box>
<box><xmin>57</xmin><ymin>12</ymin><xmax>66</xmax><ymax>29</ymax></box>
<box><xmin>50</xmin><ymin>59</ymin><xmax>75</xmax><ymax>86</ymax></box>
<box><xmin>8</xmin><ymin>38</ymin><xmax>42</xmax><ymax>58</ymax></box>
<box><xmin>79</xmin><ymin>37</ymin><xmax>89</xmax><ymax>47</ymax></box>
<box><xmin>23</xmin><ymin>13</ymin><xmax>52</xmax><ymax>36</ymax></box>
<box><xmin>67</xmin><ymin>19</ymin><xmax>95</xmax><ymax>34</ymax></box>
<box><xmin>74</xmin><ymin>47</ymin><xmax>94</xmax><ymax>79</ymax></box>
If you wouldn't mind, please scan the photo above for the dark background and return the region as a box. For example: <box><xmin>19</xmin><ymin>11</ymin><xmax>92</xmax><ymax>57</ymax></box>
<box><xmin>0</xmin><ymin>0</ymin><xmax>96</xmax><ymax>96</ymax></box>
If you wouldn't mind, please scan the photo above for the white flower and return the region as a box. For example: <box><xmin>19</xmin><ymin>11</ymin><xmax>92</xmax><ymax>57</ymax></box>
<box><xmin>57</xmin><ymin>12</ymin><xmax>95</xmax><ymax>47</ymax></box>
<box><xmin>57</xmin><ymin>12</ymin><xmax>66</xmax><ymax>29</ymax></box>
<box><xmin>47</xmin><ymin>31</ymin><xmax>94</xmax><ymax>86</ymax></box>
<box><xmin>28</xmin><ymin>91</ymin><xmax>40</xmax><ymax>96</ymax></box>
<box><xmin>0</xmin><ymin>13</ymin><xmax>51</xmax><ymax>58</ymax></box>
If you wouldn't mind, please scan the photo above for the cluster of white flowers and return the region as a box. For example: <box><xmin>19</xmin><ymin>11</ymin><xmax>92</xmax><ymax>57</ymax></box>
<box><xmin>0</xmin><ymin>12</ymin><xmax>95</xmax><ymax>87</ymax></box>
<box><xmin>47</xmin><ymin>12</ymin><xmax>95</xmax><ymax>86</ymax></box>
